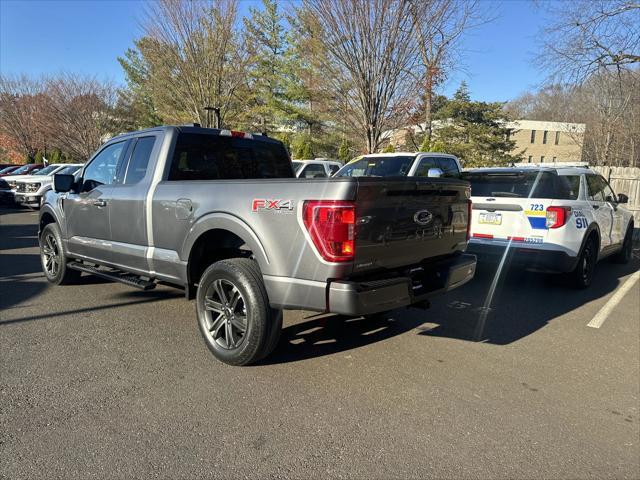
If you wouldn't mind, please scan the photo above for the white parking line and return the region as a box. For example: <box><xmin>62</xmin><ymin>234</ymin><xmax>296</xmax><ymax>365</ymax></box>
<box><xmin>587</xmin><ymin>270</ymin><xmax>640</xmax><ymax>329</ymax></box>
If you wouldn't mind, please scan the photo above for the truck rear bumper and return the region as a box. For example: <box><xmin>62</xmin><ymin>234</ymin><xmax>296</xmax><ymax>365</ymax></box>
<box><xmin>327</xmin><ymin>254</ymin><xmax>476</xmax><ymax>316</ymax></box>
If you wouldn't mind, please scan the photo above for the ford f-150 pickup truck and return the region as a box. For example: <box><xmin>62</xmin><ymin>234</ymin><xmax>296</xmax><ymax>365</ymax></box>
<box><xmin>40</xmin><ymin>125</ymin><xmax>476</xmax><ymax>365</ymax></box>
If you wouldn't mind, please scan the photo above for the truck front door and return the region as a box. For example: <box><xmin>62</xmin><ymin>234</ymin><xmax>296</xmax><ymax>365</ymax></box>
<box><xmin>64</xmin><ymin>140</ymin><xmax>129</xmax><ymax>263</ymax></box>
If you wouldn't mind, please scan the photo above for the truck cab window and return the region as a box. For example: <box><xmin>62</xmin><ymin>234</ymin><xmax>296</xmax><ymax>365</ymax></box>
<box><xmin>168</xmin><ymin>133</ymin><xmax>293</xmax><ymax>180</ymax></box>
<box><xmin>123</xmin><ymin>136</ymin><xmax>156</xmax><ymax>184</ymax></box>
<box><xmin>82</xmin><ymin>141</ymin><xmax>127</xmax><ymax>191</ymax></box>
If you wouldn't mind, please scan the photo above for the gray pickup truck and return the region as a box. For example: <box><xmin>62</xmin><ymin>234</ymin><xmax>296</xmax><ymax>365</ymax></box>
<box><xmin>39</xmin><ymin>125</ymin><xmax>476</xmax><ymax>365</ymax></box>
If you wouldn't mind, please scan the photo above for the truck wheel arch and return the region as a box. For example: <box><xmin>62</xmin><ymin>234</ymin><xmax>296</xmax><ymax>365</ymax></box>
<box><xmin>182</xmin><ymin>213</ymin><xmax>270</xmax><ymax>293</ymax></box>
<box><xmin>39</xmin><ymin>208</ymin><xmax>60</xmax><ymax>236</ymax></box>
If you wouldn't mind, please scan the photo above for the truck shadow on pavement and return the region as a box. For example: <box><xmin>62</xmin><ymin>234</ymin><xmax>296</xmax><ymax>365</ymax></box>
<box><xmin>263</xmin><ymin>255</ymin><xmax>639</xmax><ymax>364</ymax></box>
<box><xmin>261</xmin><ymin>311</ymin><xmax>425</xmax><ymax>365</ymax></box>
<box><xmin>414</xmin><ymin>256</ymin><xmax>640</xmax><ymax>345</ymax></box>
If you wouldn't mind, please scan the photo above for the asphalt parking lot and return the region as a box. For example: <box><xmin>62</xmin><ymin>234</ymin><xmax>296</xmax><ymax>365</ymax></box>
<box><xmin>1</xmin><ymin>207</ymin><xmax>639</xmax><ymax>479</ymax></box>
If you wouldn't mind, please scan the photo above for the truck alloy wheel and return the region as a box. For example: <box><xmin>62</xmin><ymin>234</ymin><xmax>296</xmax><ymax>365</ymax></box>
<box><xmin>39</xmin><ymin>223</ymin><xmax>81</xmax><ymax>285</ymax></box>
<box><xmin>202</xmin><ymin>279</ymin><xmax>248</xmax><ymax>350</ymax></box>
<box><xmin>41</xmin><ymin>232</ymin><xmax>61</xmax><ymax>277</ymax></box>
<box><xmin>196</xmin><ymin>259</ymin><xmax>274</xmax><ymax>366</ymax></box>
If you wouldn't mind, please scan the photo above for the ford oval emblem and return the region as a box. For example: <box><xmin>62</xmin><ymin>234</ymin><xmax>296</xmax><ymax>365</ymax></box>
<box><xmin>413</xmin><ymin>209</ymin><xmax>433</xmax><ymax>226</ymax></box>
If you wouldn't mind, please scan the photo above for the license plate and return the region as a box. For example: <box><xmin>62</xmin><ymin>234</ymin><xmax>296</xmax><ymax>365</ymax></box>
<box><xmin>479</xmin><ymin>212</ymin><xmax>502</xmax><ymax>225</ymax></box>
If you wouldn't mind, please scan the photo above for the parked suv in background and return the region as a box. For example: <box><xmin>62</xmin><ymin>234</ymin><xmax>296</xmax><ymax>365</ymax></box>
<box><xmin>14</xmin><ymin>164</ymin><xmax>83</xmax><ymax>208</ymax></box>
<box><xmin>292</xmin><ymin>159</ymin><xmax>342</xmax><ymax>178</ymax></box>
<box><xmin>335</xmin><ymin>152</ymin><xmax>462</xmax><ymax>179</ymax></box>
<box><xmin>463</xmin><ymin>166</ymin><xmax>634</xmax><ymax>288</ymax></box>
<box><xmin>0</xmin><ymin>164</ymin><xmax>44</xmax><ymax>203</ymax></box>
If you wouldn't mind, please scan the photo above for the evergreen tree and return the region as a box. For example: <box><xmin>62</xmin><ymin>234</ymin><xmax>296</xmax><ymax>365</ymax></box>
<box><xmin>382</xmin><ymin>143</ymin><xmax>396</xmax><ymax>153</ymax></box>
<box><xmin>34</xmin><ymin>151</ymin><xmax>44</xmax><ymax>164</ymax></box>
<box><xmin>432</xmin><ymin>83</ymin><xmax>522</xmax><ymax>167</ymax></box>
<box><xmin>244</xmin><ymin>0</ymin><xmax>289</xmax><ymax>131</ymax></box>
<box><xmin>338</xmin><ymin>138</ymin><xmax>350</xmax><ymax>163</ymax></box>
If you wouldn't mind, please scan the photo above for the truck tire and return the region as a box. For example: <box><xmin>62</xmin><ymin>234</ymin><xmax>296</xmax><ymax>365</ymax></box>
<box><xmin>196</xmin><ymin>258</ymin><xmax>277</xmax><ymax>366</ymax></box>
<box><xmin>571</xmin><ymin>236</ymin><xmax>597</xmax><ymax>289</ymax></box>
<box><xmin>39</xmin><ymin>223</ymin><xmax>81</xmax><ymax>285</ymax></box>
<box><xmin>612</xmin><ymin>223</ymin><xmax>633</xmax><ymax>264</ymax></box>
<box><xmin>239</xmin><ymin>258</ymin><xmax>282</xmax><ymax>361</ymax></box>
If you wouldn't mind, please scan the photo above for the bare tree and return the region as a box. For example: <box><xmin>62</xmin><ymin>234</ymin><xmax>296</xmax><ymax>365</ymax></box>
<box><xmin>0</xmin><ymin>74</ymin><xmax>49</xmax><ymax>161</ymax></box>
<box><xmin>537</xmin><ymin>0</ymin><xmax>640</xmax><ymax>84</ymax></box>
<box><xmin>305</xmin><ymin>0</ymin><xmax>418</xmax><ymax>153</ymax></box>
<box><xmin>407</xmin><ymin>0</ymin><xmax>484</xmax><ymax>143</ymax></box>
<box><xmin>44</xmin><ymin>74</ymin><xmax>122</xmax><ymax>161</ymax></box>
<box><xmin>139</xmin><ymin>0</ymin><xmax>248</xmax><ymax>127</ymax></box>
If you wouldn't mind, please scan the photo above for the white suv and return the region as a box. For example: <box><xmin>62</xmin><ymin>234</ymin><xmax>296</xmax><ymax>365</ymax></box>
<box><xmin>14</xmin><ymin>164</ymin><xmax>83</xmax><ymax>208</ymax></box>
<box><xmin>464</xmin><ymin>166</ymin><xmax>634</xmax><ymax>288</ymax></box>
<box><xmin>334</xmin><ymin>152</ymin><xmax>462</xmax><ymax>178</ymax></box>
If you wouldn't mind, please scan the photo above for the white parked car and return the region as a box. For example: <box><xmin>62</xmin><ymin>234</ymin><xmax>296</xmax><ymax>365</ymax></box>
<box><xmin>463</xmin><ymin>166</ymin><xmax>634</xmax><ymax>288</ymax></box>
<box><xmin>334</xmin><ymin>152</ymin><xmax>462</xmax><ymax>178</ymax></box>
<box><xmin>14</xmin><ymin>164</ymin><xmax>83</xmax><ymax>208</ymax></box>
<box><xmin>292</xmin><ymin>159</ymin><xmax>342</xmax><ymax>178</ymax></box>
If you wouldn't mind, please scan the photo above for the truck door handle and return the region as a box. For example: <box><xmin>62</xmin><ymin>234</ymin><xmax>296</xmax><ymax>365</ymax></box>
<box><xmin>93</xmin><ymin>200</ymin><xmax>107</xmax><ymax>207</ymax></box>
<box><xmin>591</xmin><ymin>204</ymin><xmax>600</xmax><ymax>209</ymax></box>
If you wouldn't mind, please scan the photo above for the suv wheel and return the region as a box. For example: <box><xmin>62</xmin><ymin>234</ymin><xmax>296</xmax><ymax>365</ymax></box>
<box><xmin>196</xmin><ymin>258</ymin><xmax>278</xmax><ymax>366</ymax></box>
<box><xmin>612</xmin><ymin>224</ymin><xmax>634</xmax><ymax>264</ymax></box>
<box><xmin>40</xmin><ymin>223</ymin><xmax>81</xmax><ymax>285</ymax></box>
<box><xmin>572</xmin><ymin>236</ymin><xmax>597</xmax><ymax>289</ymax></box>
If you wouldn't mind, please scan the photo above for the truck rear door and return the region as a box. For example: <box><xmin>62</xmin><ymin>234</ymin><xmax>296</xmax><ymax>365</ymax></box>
<box><xmin>351</xmin><ymin>177</ymin><xmax>470</xmax><ymax>274</ymax></box>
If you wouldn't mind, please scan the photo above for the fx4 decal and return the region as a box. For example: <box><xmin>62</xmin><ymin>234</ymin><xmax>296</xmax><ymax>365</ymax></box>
<box><xmin>252</xmin><ymin>198</ymin><xmax>294</xmax><ymax>212</ymax></box>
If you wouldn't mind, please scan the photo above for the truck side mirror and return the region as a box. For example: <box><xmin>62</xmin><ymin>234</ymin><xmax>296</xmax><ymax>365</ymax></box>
<box><xmin>617</xmin><ymin>193</ymin><xmax>629</xmax><ymax>204</ymax></box>
<box><xmin>427</xmin><ymin>168</ymin><xmax>443</xmax><ymax>178</ymax></box>
<box><xmin>53</xmin><ymin>174</ymin><xmax>75</xmax><ymax>193</ymax></box>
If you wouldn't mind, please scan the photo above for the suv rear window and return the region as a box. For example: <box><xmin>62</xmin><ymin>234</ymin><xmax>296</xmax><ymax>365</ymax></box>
<box><xmin>463</xmin><ymin>171</ymin><xmax>580</xmax><ymax>200</ymax></box>
<box><xmin>336</xmin><ymin>155</ymin><xmax>415</xmax><ymax>177</ymax></box>
<box><xmin>168</xmin><ymin>133</ymin><xmax>294</xmax><ymax>181</ymax></box>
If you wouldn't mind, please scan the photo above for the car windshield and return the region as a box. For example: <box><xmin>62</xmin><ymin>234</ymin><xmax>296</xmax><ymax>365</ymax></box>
<box><xmin>0</xmin><ymin>166</ymin><xmax>17</xmax><ymax>174</ymax></box>
<box><xmin>335</xmin><ymin>155</ymin><xmax>415</xmax><ymax>177</ymax></box>
<box><xmin>292</xmin><ymin>161</ymin><xmax>303</xmax><ymax>173</ymax></box>
<box><xmin>33</xmin><ymin>165</ymin><xmax>61</xmax><ymax>176</ymax></box>
<box><xmin>463</xmin><ymin>171</ymin><xmax>580</xmax><ymax>200</ymax></box>
<box><xmin>57</xmin><ymin>165</ymin><xmax>81</xmax><ymax>175</ymax></box>
<box><xmin>9</xmin><ymin>165</ymin><xmax>32</xmax><ymax>175</ymax></box>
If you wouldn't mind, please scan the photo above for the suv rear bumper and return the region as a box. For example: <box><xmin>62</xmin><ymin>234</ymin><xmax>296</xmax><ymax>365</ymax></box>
<box><xmin>327</xmin><ymin>254</ymin><xmax>476</xmax><ymax>316</ymax></box>
<box><xmin>467</xmin><ymin>242</ymin><xmax>578</xmax><ymax>273</ymax></box>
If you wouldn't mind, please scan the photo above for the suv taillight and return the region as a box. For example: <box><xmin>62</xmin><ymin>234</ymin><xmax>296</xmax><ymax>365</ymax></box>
<box><xmin>303</xmin><ymin>200</ymin><xmax>355</xmax><ymax>262</ymax></box>
<box><xmin>546</xmin><ymin>206</ymin><xmax>571</xmax><ymax>228</ymax></box>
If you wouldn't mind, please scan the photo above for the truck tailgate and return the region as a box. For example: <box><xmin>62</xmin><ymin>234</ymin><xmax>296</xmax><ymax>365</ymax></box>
<box><xmin>352</xmin><ymin>177</ymin><xmax>470</xmax><ymax>274</ymax></box>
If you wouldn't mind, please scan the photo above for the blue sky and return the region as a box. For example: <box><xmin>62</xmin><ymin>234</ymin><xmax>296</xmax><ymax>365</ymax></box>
<box><xmin>0</xmin><ymin>0</ymin><xmax>549</xmax><ymax>102</ymax></box>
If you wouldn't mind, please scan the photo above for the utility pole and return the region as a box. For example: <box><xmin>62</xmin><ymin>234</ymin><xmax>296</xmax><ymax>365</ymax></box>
<box><xmin>204</xmin><ymin>106</ymin><xmax>222</xmax><ymax>129</ymax></box>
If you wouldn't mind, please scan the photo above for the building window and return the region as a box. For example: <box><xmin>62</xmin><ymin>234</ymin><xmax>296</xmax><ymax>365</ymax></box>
<box><xmin>530</xmin><ymin>130</ymin><xmax>536</xmax><ymax>143</ymax></box>
<box><xmin>552</xmin><ymin>156</ymin><xmax>557</xmax><ymax>162</ymax></box>
<box><xmin>528</xmin><ymin>155</ymin><xmax>532</xmax><ymax>163</ymax></box>
<box><xmin>543</xmin><ymin>131</ymin><xmax>548</xmax><ymax>144</ymax></box>
<box><xmin>540</xmin><ymin>156</ymin><xmax>545</xmax><ymax>162</ymax></box>
<box><xmin>555</xmin><ymin>131</ymin><xmax>560</xmax><ymax>145</ymax></box>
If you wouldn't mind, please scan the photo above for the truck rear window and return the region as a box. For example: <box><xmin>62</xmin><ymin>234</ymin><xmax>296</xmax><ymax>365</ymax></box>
<box><xmin>168</xmin><ymin>133</ymin><xmax>294</xmax><ymax>180</ymax></box>
<box><xmin>464</xmin><ymin>171</ymin><xmax>580</xmax><ymax>200</ymax></box>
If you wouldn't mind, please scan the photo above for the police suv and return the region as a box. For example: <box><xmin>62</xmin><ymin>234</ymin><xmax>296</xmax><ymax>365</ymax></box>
<box><xmin>463</xmin><ymin>165</ymin><xmax>634</xmax><ymax>288</ymax></box>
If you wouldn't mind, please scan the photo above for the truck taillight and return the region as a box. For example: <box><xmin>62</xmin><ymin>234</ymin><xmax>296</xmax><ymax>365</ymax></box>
<box><xmin>546</xmin><ymin>206</ymin><xmax>571</xmax><ymax>228</ymax></box>
<box><xmin>466</xmin><ymin>200</ymin><xmax>472</xmax><ymax>241</ymax></box>
<box><xmin>303</xmin><ymin>200</ymin><xmax>355</xmax><ymax>262</ymax></box>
